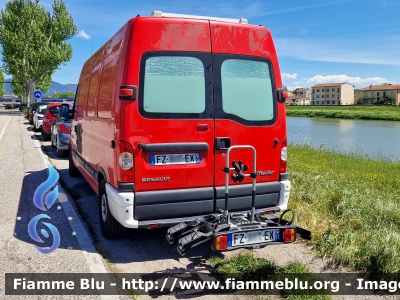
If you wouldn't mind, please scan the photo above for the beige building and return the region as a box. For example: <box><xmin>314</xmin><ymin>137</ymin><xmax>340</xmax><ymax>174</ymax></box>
<box><xmin>311</xmin><ymin>82</ymin><xmax>354</xmax><ymax>105</ymax></box>
<box><xmin>354</xmin><ymin>84</ymin><xmax>400</xmax><ymax>105</ymax></box>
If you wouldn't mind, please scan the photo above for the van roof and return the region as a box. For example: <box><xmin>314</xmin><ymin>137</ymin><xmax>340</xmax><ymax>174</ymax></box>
<box><xmin>151</xmin><ymin>10</ymin><xmax>248</xmax><ymax>24</ymax></box>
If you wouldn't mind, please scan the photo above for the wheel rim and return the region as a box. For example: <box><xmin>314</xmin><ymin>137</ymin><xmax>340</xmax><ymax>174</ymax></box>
<box><xmin>101</xmin><ymin>194</ymin><xmax>107</xmax><ymax>223</ymax></box>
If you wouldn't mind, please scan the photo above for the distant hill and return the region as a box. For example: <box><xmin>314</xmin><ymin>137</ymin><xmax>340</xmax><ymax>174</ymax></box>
<box><xmin>4</xmin><ymin>79</ymin><xmax>77</xmax><ymax>96</ymax></box>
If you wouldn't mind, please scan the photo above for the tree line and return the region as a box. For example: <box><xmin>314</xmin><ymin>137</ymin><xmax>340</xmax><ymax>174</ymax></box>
<box><xmin>0</xmin><ymin>0</ymin><xmax>76</xmax><ymax>105</ymax></box>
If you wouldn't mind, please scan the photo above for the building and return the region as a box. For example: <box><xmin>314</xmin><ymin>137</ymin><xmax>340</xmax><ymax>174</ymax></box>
<box><xmin>354</xmin><ymin>84</ymin><xmax>400</xmax><ymax>105</ymax></box>
<box><xmin>295</xmin><ymin>88</ymin><xmax>311</xmax><ymax>98</ymax></box>
<box><xmin>311</xmin><ymin>82</ymin><xmax>354</xmax><ymax>105</ymax></box>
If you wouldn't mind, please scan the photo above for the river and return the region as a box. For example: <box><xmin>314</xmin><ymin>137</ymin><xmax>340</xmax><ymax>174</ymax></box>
<box><xmin>287</xmin><ymin>116</ymin><xmax>400</xmax><ymax>161</ymax></box>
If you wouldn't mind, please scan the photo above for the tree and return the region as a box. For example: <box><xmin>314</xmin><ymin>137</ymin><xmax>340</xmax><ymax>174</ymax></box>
<box><xmin>0</xmin><ymin>0</ymin><xmax>77</xmax><ymax>105</ymax></box>
<box><xmin>0</xmin><ymin>68</ymin><xmax>4</xmax><ymax>96</ymax></box>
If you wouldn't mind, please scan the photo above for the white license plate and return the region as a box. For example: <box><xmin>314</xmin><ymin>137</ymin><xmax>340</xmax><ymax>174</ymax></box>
<box><xmin>228</xmin><ymin>229</ymin><xmax>279</xmax><ymax>247</ymax></box>
<box><xmin>150</xmin><ymin>153</ymin><xmax>200</xmax><ymax>166</ymax></box>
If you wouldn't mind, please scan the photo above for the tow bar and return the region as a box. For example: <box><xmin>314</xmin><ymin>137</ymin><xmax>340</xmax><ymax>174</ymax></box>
<box><xmin>166</xmin><ymin>145</ymin><xmax>311</xmax><ymax>256</ymax></box>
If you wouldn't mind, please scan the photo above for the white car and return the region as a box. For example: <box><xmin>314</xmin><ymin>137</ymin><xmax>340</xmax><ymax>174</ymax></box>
<box><xmin>33</xmin><ymin>105</ymin><xmax>48</xmax><ymax>132</ymax></box>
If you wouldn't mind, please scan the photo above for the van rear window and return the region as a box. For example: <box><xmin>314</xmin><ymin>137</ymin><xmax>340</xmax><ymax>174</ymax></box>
<box><xmin>139</xmin><ymin>52</ymin><xmax>213</xmax><ymax>119</ymax></box>
<box><xmin>49</xmin><ymin>106</ymin><xmax>60</xmax><ymax>117</ymax></box>
<box><xmin>221</xmin><ymin>59</ymin><xmax>274</xmax><ymax>122</ymax></box>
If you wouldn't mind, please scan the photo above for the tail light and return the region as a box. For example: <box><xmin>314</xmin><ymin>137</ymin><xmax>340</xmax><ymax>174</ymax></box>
<box><xmin>280</xmin><ymin>137</ymin><xmax>287</xmax><ymax>173</ymax></box>
<box><xmin>38</xmin><ymin>116</ymin><xmax>43</xmax><ymax>120</ymax></box>
<box><xmin>283</xmin><ymin>228</ymin><xmax>295</xmax><ymax>243</ymax></box>
<box><xmin>215</xmin><ymin>235</ymin><xmax>228</xmax><ymax>250</ymax></box>
<box><xmin>117</xmin><ymin>140</ymin><xmax>134</xmax><ymax>182</ymax></box>
<box><xmin>59</xmin><ymin>124</ymin><xmax>70</xmax><ymax>134</ymax></box>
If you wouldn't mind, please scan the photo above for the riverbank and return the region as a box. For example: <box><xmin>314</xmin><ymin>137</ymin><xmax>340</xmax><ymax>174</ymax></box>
<box><xmin>287</xmin><ymin>144</ymin><xmax>400</xmax><ymax>273</ymax></box>
<box><xmin>286</xmin><ymin>105</ymin><xmax>400</xmax><ymax>121</ymax></box>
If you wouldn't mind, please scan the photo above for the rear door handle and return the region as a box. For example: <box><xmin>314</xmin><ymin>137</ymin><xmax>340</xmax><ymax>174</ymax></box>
<box><xmin>215</xmin><ymin>137</ymin><xmax>231</xmax><ymax>150</ymax></box>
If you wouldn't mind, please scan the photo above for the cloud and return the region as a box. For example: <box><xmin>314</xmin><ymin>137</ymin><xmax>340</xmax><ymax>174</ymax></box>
<box><xmin>77</xmin><ymin>30</ymin><xmax>91</xmax><ymax>40</ymax></box>
<box><xmin>306</xmin><ymin>75</ymin><xmax>389</xmax><ymax>87</ymax></box>
<box><xmin>286</xmin><ymin>85</ymin><xmax>302</xmax><ymax>92</ymax></box>
<box><xmin>282</xmin><ymin>73</ymin><xmax>298</xmax><ymax>80</ymax></box>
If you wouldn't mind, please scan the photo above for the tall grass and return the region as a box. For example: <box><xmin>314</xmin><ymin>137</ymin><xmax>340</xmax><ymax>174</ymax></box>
<box><xmin>288</xmin><ymin>144</ymin><xmax>400</xmax><ymax>274</ymax></box>
<box><xmin>286</xmin><ymin>105</ymin><xmax>400</xmax><ymax>121</ymax></box>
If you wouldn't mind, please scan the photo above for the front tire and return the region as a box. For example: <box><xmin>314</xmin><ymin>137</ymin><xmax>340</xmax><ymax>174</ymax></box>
<box><xmin>99</xmin><ymin>180</ymin><xmax>125</xmax><ymax>239</ymax></box>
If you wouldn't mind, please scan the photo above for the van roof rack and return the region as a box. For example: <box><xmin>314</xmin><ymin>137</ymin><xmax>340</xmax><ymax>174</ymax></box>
<box><xmin>151</xmin><ymin>10</ymin><xmax>248</xmax><ymax>24</ymax></box>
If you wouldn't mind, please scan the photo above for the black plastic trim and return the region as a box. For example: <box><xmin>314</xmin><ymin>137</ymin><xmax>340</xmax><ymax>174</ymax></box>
<box><xmin>142</xmin><ymin>142</ymin><xmax>209</xmax><ymax>153</ymax></box>
<box><xmin>71</xmin><ymin>150</ymin><xmax>97</xmax><ymax>179</ymax></box>
<box><xmin>118</xmin><ymin>182</ymin><xmax>135</xmax><ymax>192</ymax></box>
<box><xmin>279</xmin><ymin>172</ymin><xmax>289</xmax><ymax>181</ymax></box>
<box><xmin>136</xmin><ymin>187</ymin><xmax>214</xmax><ymax>205</ymax></box>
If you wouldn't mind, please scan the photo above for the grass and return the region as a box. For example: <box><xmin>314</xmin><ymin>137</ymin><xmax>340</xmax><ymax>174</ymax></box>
<box><xmin>285</xmin><ymin>105</ymin><xmax>400</xmax><ymax>121</ymax></box>
<box><xmin>209</xmin><ymin>252</ymin><xmax>330</xmax><ymax>299</ymax></box>
<box><xmin>287</xmin><ymin>144</ymin><xmax>400</xmax><ymax>274</ymax></box>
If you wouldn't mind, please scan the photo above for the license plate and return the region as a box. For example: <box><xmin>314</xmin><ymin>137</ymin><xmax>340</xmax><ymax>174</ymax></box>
<box><xmin>150</xmin><ymin>153</ymin><xmax>200</xmax><ymax>166</ymax></box>
<box><xmin>228</xmin><ymin>229</ymin><xmax>279</xmax><ymax>247</ymax></box>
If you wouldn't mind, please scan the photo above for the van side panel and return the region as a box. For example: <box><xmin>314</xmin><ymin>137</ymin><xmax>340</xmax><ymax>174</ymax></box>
<box><xmin>71</xmin><ymin>23</ymin><xmax>129</xmax><ymax>194</ymax></box>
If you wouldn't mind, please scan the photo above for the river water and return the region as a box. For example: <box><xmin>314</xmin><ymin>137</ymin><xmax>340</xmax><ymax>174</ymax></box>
<box><xmin>287</xmin><ymin>116</ymin><xmax>400</xmax><ymax>161</ymax></box>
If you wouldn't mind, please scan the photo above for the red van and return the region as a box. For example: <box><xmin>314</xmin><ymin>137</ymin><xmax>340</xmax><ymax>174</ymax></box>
<box><xmin>69</xmin><ymin>11</ymin><xmax>290</xmax><ymax>239</ymax></box>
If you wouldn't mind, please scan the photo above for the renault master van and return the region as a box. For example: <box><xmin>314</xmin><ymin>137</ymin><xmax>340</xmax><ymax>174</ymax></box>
<box><xmin>69</xmin><ymin>11</ymin><xmax>290</xmax><ymax>238</ymax></box>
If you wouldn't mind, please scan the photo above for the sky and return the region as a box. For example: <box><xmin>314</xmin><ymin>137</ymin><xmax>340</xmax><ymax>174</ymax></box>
<box><xmin>1</xmin><ymin>0</ymin><xmax>400</xmax><ymax>90</ymax></box>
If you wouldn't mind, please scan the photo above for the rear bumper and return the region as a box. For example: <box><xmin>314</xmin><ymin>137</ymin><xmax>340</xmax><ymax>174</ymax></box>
<box><xmin>105</xmin><ymin>179</ymin><xmax>291</xmax><ymax>229</ymax></box>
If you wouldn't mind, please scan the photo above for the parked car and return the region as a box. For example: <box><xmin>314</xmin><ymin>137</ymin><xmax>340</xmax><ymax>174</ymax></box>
<box><xmin>41</xmin><ymin>103</ymin><xmax>61</xmax><ymax>141</ymax></box>
<box><xmin>19</xmin><ymin>104</ymin><xmax>27</xmax><ymax>111</ymax></box>
<box><xmin>29</xmin><ymin>101</ymin><xmax>48</xmax><ymax>124</ymax></box>
<box><xmin>51</xmin><ymin>104</ymin><xmax>73</xmax><ymax>157</ymax></box>
<box><xmin>33</xmin><ymin>105</ymin><xmax>48</xmax><ymax>132</ymax></box>
<box><xmin>69</xmin><ymin>12</ymin><xmax>291</xmax><ymax>242</ymax></box>
<box><xmin>5</xmin><ymin>104</ymin><xmax>14</xmax><ymax>109</ymax></box>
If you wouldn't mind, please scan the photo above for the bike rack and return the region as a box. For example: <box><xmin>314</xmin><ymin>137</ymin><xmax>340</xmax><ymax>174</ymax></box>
<box><xmin>166</xmin><ymin>145</ymin><xmax>311</xmax><ymax>256</ymax></box>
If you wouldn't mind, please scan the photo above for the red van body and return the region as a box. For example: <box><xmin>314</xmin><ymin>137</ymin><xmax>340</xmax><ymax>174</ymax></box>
<box><xmin>69</xmin><ymin>12</ymin><xmax>290</xmax><ymax>238</ymax></box>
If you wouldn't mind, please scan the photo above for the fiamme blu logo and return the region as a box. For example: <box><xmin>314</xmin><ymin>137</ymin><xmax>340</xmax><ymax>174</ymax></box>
<box><xmin>28</xmin><ymin>164</ymin><xmax>61</xmax><ymax>254</ymax></box>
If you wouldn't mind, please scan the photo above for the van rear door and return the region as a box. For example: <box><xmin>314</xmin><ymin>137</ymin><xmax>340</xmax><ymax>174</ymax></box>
<box><xmin>130</xmin><ymin>18</ymin><xmax>215</xmax><ymax>220</ymax></box>
<box><xmin>210</xmin><ymin>21</ymin><xmax>285</xmax><ymax>212</ymax></box>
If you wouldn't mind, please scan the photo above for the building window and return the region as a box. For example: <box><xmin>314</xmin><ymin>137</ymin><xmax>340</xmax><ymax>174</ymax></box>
<box><xmin>332</xmin><ymin>101</ymin><xmax>335</xmax><ymax>105</ymax></box>
<box><xmin>322</xmin><ymin>89</ymin><xmax>325</xmax><ymax>92</ymax></box>
<box><xmin>316</xmin><ymin>101</ymin><xmax>319</xmax><ymax>104</ymax></box>
<box><xmin>326</xmin><ymin>95</ymin><xmax>329</xmax><ymax>98</ymax></box>
<box><xmin>327</xmin><ymin>101</ymin><xmax>330</xmax><ymax>104</ymax></box>
<box><xmin>377</xmin><ymin>92</ymin><xmax>380</xmax><ymax>96</ymax></box>
<box><xmin>312</xmin><ymin>101</ymin><xmax>315</xmax><ymax>105</ymax></box>
<box><xmin>313</xmin><ymin>89</ymin><xmax>315</xmax><ymax>94</ymax></box>
<box><xmin>322</xmin><ymin>95</ymin><xmax>324</xmax><ymax>98</ymax></box>
<box><xmin>391</xmin><ymin>91</ymin><xmax>394</xmax><ymax>97</ymax></box>
<box><xmin>327</xmin><ymin>88</ymin><xmax>330</xmax><ymax>92</ymax></box>
<box><xmin>317</xmin><ymin>89</ymin><xmax>319</xmax><ymax>92</ymax></box>
<box><xmin>365</xmin><ymin>92</ymin><xmax>368</xmax><ymax>97</ymax></box>
<box><xmin>317</xmin><ymin>95</ymin><xmax>319</xmax><ymax>98</ymax></box>
<box><xmin>338</xmin><ymin>88</ymin><xmax>340</xmax><ymax>93</ymax></box>
<box><xmin>322</xmin><ymin>101</ymin><xmax>325</xmax><ymax>104</ymax></box>
<box><xmin>372</xmin><ymin>92</ymin><xmax>374</xmax><ymax>97</ymax></box>
<box><xmin>332</xmin><ymin>88</ymin><xmax>335</xmax><ymax>91</ymax></box>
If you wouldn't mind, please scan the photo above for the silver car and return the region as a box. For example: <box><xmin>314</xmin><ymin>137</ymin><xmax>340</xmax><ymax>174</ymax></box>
<box><xmin>50</xmin><ymin>104</ymin><xmax>72</xmax><ymax>157</ymax></box>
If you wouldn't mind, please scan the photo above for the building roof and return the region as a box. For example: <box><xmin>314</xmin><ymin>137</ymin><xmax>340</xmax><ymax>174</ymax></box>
<box><xmin>311</xmin><ymin>82</ymin><xmax>350</xmax><ymax>88</ymax></box>
<box><xmin>359</xmin><ymin>84</ymin><xmax>400</xmax><ymax>91</ymax></box>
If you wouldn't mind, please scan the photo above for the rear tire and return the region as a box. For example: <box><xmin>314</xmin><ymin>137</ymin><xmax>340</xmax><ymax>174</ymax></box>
<box><xmin>57</xmin><ymin>147</ymin><xmax>65</xmax><ymax>158</ymax></box>
<box><xmin>99</xmin><ymin>180</ymin><xmax>125</xmax><ymax>239</ymax></box>
<box><xmin>42</xmin><ymin>129</ymin><xmax>50</xmax><ymax>141</ymax></box>
<box><xmin>69</xmin><ymin>148</ymin><xmax>80</xmax><ymax>177</ymax></box>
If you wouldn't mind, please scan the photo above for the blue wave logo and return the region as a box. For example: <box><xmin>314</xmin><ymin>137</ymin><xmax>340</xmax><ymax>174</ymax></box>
<box><xmin>33</xmin><ymin>163</ymin><xmax>59</xmax><ymax>211</ymax></box>
<box><xmin>28</xmin><ymin>164</ymin><xmax>61</xmax><ymax>254</ymax></box>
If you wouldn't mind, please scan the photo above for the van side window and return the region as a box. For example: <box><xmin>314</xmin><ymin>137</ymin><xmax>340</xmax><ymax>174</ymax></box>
<box><xmin>143</xmin><ymin>56</ymin><xmax>205</xmax><ymax>114</ymax></box>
